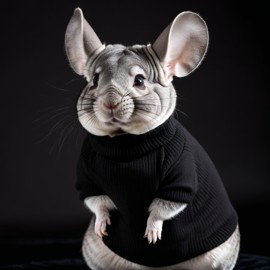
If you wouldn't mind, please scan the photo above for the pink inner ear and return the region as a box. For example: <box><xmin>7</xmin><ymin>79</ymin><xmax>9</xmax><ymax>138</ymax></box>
<box><xmin>164</xmin><ymin>62</ymin><xmax>175</xmax><ymax>75</ymax></box>
<box><xmin>152</xmin><ymin>12</ymin><xmax>209</xmax><ymax>79</ymax></box>
<box><xmin>163</xmin><ymin>59</ymin><xmax>188</xmax><ymax>78</ymax></box>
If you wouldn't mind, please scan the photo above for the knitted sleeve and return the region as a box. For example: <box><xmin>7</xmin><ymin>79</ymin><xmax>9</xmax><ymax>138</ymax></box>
<box><xmin>157</xmin><ymin>148</ymin><xmax>198</xmax><ymax>204</ymax></box>
<box><xmin>76</xmin><ymin>136</ymin><xmax>104</xmax><ymax>200</ymax></box>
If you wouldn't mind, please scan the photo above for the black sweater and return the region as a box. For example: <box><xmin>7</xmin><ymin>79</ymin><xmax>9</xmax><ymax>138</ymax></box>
<box><xmin>76</xmin><ymin>116</ymin><xmax>238</xmax><ymax>267</ymax></box>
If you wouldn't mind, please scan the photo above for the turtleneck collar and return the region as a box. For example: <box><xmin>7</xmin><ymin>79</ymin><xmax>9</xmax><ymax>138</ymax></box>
<box><xmin>87</xmin><ymin>116</ymin><xmax>177</xmax><ymax>159</ymax></box>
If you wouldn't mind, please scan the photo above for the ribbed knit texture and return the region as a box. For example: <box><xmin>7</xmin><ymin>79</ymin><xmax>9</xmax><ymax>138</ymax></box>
<box><xmin>76</xmin><ymin>116</ymin><xmax>238</xmax><ymax>267</ymax></box>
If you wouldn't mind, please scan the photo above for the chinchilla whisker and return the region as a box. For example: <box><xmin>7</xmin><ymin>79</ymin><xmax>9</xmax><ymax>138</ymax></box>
<box><xmin>45</xmin><ymin>82</ymin><xmax>72</xmax><ymax>93</ymax></box>
<box><xmin>57</xmin><ymin>119</ymin><xmax>80</xmax><ymax>152</ymax></box>
<box><xmin>134</xmin><ymin>102</ymin><xmax>172</xmax><ymax>110</ymax></box>
<box><xmin>34</xmin><ymin>103</ymin><xmax>81</xmax><ymax>153</ymax></box>
<box><xmin>79</xmin><ymin>103</ymin><xmax>95</xmax><ymax>106</ymax></box>
<box><xmin>133</xmin><ymin>96</ymin><xmax>177</xmax><ymax>101</ymax></box>
<box><xmin>78</xmin><ymin>108</ymin><xmax>97</xmax><ymax>119</ymax></box>
<box><xmin>35</xmin><ymin>117</ymin><xmax>71</xmax><ymax>145</ymax></box>
<box><xmin>136</xmin><ymin>108</ymin><xmax>160</xmax><ymax>117</ymax></box>
<box><xmin>83</xmin><ymin>113</ymin><xmax>99</xmax><ymax>128</ymax></box>
<box><xmin>80</xmin><ymin>97</ymin><xmax>97</xmax><ymax>101</ymax></box>
<box><xmin>45</xmin><ymin>82</ymin><xmax>82</xmax><ymax>101</ymax></box>
<box><xmin>65</xmin><ymin>76</ymin><xmax>85</xmax><ymax>86</ymax></box>
<box><xmin>133</xmin><ymin>102</ymin><xmax>163</xmax><ymax>107</ymax></box>
<box><xmin>174</xmin><ymin>107</ymin><xmax>189</xmax><ymax>119</ymax></box>
<box><xmin>33</xmin><ymin>106</ymin><xmax>73</xmax><ymax>124</ymax></box>
<box><xmin>78</xmin><ymin>112</ymin><xmax>92</xmax><ymax>119</ymax></box>
<box><xmin>134</xmin><ymin>111</ymin><xmax>157</xmax><ymax>125</ymax></box>
<box><xmin>77</xmin><ymin>111</ymin><xmax>90</xmax><ymax>118</ymax></box>
<box><xmin>55</xmin><ymin>118</ymin><xmax>82</xmax><ymax>153</ymax></box>
<box><xmin>48</xmin><ymin>119</ymin><xmax>80</xmax><ymax>154</ymax></box>
<box><xmin>133</xmin><ymin>101</ymin><xmax>157</xmax><ymax>105</ymax></box>
<box><xmin>77</xmin><ymin>107</ymin><xmax>96</xmax><ymax>116</ymax></box>
<box><xmin>134</xmin><ymin>109</ymin><xmax>156</xmax><ymax>119</ymax></box>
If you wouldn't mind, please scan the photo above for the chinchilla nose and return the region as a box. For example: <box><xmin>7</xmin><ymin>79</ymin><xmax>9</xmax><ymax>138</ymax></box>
<box><xmin>104</xmin><ymin>101</ymin><xmax>119</xmax><ymax>110</ymax></box>
<box><xmin>103</xmin><ymin>89</ymin><xmax>121</xmax><ymax>110</ymax></box>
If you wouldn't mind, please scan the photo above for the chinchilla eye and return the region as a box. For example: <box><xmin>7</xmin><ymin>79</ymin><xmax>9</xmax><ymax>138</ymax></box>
<box><xmin>134</xmin><ymin>74</ymin><xmax>145</xmax><ymax>90</ymax></box>
<box><xmin>92</xmin><ymin>73</ymin><xmax>99</xmax><ymax>87</ymax></box>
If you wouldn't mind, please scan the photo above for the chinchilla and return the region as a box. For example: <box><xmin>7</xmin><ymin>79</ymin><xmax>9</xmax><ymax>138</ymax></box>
<box><xmin>65</xmin><ymin>8</ymin><xmax>240</xmax><ymax>270</ymax></box>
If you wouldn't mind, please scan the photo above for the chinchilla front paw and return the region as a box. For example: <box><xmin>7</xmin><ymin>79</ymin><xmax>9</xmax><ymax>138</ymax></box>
<box><xmin>144</xmin><ymin>215</ymin><xmax>163</xmax><ymax>244</ymax></box>
<box><xmin>94</xmin><ymin>211</ymin><xmax>111</xmax><ymax>238</ymax></box>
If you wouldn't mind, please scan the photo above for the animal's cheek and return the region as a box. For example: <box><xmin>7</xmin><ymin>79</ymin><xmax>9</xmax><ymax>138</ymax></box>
<box><xmin>133</xmin><ymin>85</ymin><xmax>150</xmax><ymax>96</ymax></box>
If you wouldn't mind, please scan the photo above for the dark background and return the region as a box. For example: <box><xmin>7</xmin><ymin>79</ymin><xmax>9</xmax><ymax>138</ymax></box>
<box><xmin>0</xmin><ymin>0</ymin><xmax>269</xmax><ymax>259</ymax></box>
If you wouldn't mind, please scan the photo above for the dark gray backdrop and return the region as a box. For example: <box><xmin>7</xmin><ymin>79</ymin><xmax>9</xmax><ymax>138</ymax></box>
<box><xmin>0</xmin><ymin>0</ymin><xmax>269</xmax><ymax>257</ymax></box>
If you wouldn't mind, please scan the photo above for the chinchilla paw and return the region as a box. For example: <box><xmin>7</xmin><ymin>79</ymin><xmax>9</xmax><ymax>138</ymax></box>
<box><xmin>94</xmin><ymin>212</ymin><xmax>111</xmax><ymax>238</ymax></box>
<box><xmin>144</xmin><ymin>218</ymin><xmax>163</xmax><ymax>244</ymax></box>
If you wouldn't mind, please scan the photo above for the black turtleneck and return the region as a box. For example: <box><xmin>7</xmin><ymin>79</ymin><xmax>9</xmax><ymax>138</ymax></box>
<box><xmin>76</xmin><ymin>116</ymin><xmax>238</xmax><ymax>267</ymax></box>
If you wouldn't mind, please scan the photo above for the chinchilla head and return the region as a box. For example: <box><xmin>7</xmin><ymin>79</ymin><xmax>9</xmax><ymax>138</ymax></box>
<box><xmin>65</xmin><ymin>8</ymin><xmax>209</xmax><ymax>137</ymax></box>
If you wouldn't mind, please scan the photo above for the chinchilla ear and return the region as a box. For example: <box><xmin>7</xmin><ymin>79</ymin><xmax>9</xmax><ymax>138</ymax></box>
<box><xmin>152</xmin><ymin>11</ymin><xmax>209</xmax><ymax>78</ymax></box>
<box><xmin>65</xmin><ymin>8</ymin><xmax>104</xmax><ymax>77</ymax></box>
